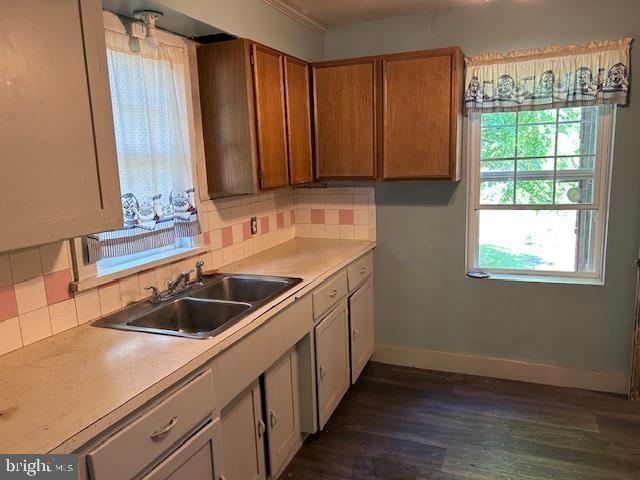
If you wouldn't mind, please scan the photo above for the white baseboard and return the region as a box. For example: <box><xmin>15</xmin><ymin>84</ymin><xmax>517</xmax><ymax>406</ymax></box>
<box><xmin>372</xmin><ymin>344</ymin><xmax>629</xmax><ymax>395</ymax></box>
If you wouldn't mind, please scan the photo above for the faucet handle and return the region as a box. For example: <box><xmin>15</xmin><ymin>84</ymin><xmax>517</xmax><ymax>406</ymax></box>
<box><xmin>195</xmin><ymin>261</ymin><xmax>205</xmax><ymax>284</ymax></box>
<box><xmin>145</xmin><ymin>286</ymin><xmax>161</xmax><ymax>303</ymax></box>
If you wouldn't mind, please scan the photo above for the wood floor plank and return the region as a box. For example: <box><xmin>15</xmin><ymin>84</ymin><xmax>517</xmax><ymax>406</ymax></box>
<box><xmin>282</xmin><ymin>362</ymin><xmax>640</xmax><ymax>480</ymax></box>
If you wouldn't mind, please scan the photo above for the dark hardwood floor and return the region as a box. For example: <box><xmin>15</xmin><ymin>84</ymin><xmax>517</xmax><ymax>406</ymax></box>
<box><xmin>282</xmin><ymin>362</ymin><xmax>640</xmax><ymax>480</ymax></box>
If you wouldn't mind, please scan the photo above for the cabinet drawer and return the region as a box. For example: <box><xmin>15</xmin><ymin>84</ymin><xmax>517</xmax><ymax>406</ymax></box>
<box><xmin>347</xmin><ymin>253</ymin><xmax>373</xmax><ymax>292</ymax></box>
<box><xmin>88</xmin><ymin>370</ymin><xmax>215</xmax><ymax>480</ymax></box>
<box><xmin>312</xmin><ymin>271</ymin><xmax>347</xmax><ymax>319</ymax></box>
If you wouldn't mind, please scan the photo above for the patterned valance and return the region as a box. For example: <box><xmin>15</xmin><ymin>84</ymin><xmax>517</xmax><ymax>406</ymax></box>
<box><xmin>464</xmin><ymin>38</ymin><xmax>631</xmax><ymax>113</ymax></box>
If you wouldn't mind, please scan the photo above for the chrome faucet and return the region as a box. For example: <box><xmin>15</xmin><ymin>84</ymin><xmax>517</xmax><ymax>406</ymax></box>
<box><xmin>167</xmin><ymin>270</ymin><xmax>193</xmax><ymax>293</ymax></box>
<box><xmin>144</xmin><ymin>261</ymin><xmax>205</xmax><ymax>304</ymax></box>
<box><xmin>145</xmin><ymin>270</ymin><xmax>192</xmax><ymax>304</ymax></box>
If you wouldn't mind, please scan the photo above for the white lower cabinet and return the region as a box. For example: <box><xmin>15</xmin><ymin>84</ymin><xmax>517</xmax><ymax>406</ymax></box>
<box><xmin>315</xmin><ymin>301</ymin><xmax>350</xmax><ymax>429</ymax></box>
<box><xmin>142</xmin><ymin>421</ymin><xmax>218</xmax><ymax>480</ymax></box>
<box><xmin>264</xmin><ymin>349</ymin><xmax>301</xmax><ymax>476</ymax></box>
<box><xmin>349</xmin><ymin>276</ymin><xmax>374</xmax><ymax>384</ymax></box>
<box><xmin>219</xmin><ymin>381</ymin><xmax>266</xmax><ymax>480</ymax></box>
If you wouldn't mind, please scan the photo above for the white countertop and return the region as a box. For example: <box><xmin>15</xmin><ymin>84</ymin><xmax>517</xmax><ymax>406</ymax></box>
<box><xmin>0</xmin><ymin>239</ymin><xmax>374</xmax><ymax>454</ymax></box>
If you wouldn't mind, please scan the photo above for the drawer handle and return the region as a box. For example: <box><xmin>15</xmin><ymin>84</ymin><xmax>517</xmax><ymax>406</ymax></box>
<box><xmin>359</xmin><ymin>266</ymin><xmax>367</xmax><ymax>274</ymax></box>
<box><xmin>150</xmin><ymin>416</ymin><xmax>178</xmax><ymax>441</ymax></box>
<box><xmin>319</xmin><ymin>363</ymin><xmax>326</xmax><ymax>380</ymax></box>
<box><xmin>328</xmin><ymin>289</ymin><xmax>338</xmax><ymax>298</ymax></box>
<box><xmin>257</xmin><ymin>418</ymin><xmax>266</xmax><ymax>438</ymax></box>
<box><xmin>269</xmin><ymin>410</ymin><xmax>278</xmax><ymax>428</ymax></box>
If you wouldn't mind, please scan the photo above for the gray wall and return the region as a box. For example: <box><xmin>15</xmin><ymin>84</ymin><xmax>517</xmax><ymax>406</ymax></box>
<box><xmin>325</xmin><ymin>0</ymin><xmax>640</xmax><ymax>373</ymax></box>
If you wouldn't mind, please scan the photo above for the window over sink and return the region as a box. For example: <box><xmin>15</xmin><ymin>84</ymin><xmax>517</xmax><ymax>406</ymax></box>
<box><xmin>466</xmin><ymin>105</ymin><xmax>615</xmax><ymax>282</ymax></box>
<box><xmin>74</xmin><ymin>12</ymin><xmax>203</xmax><ymax>284</ymax></box>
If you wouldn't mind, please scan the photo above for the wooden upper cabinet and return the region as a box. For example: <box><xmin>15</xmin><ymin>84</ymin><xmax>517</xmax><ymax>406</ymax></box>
<box><xmin>0</xmin><ymin>0</ymin><xmax>121</xmax><ymax>253</ymax></box>
<box><xmin>284</xmin><ymin>58</ymin><xmax>313</xmax><ymax>185</ymax></box>
<box><xmin>312</xmin><ymin>60</ymin><xmax>377</xmax><ymax>180</ymax></box>
<box><xmin>251</xmin><ymin>44</ymin><xmax>290</xmax><ymax>189</ymax></box>
<box><xmin>197</xmin><ymin>39</ymin><xmax>314</xmax><ymax>196</ymax></box>
<box><xmin>381</xmin><ymin>48</ymin><xmax>463</xmax><ymax>180</ymax></box>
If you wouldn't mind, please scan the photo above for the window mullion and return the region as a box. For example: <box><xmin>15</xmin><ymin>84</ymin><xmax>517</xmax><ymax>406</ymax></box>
<box><xmin>513</xmin><ymin>111</ymin><xmax>519</xmax><ymax>205</ymax></box>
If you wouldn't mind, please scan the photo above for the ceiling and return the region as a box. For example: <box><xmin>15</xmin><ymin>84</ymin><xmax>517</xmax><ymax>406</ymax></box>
<box><xmin>288</xmin><ymin>0</ymin><xmax>493</xmax><ymax>26</ymax></box>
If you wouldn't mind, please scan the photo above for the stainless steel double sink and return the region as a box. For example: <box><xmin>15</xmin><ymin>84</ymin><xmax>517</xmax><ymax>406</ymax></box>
<box><xmin>92</xmin><ymin>274</ymin><xmax>302</xmax><ymax>339</ymax></box>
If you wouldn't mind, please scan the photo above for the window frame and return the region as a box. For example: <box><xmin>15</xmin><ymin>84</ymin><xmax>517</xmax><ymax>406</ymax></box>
<box><xmin>71</xmin><ymin>11</ymin><xmax>205</xmax><ymax>292</ymax></box>
<box><xmin>465</xmin><ymin>105</ymin><xmax>615</xmax><ymax>282</ymax></box>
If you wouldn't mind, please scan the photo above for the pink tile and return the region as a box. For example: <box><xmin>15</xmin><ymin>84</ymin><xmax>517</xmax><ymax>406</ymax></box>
<box><xmin>290</xmin><ymin>209</ymin><xmax>296</xmax><ymax>225</ymax></box>
<box><xmin>243</xmin><ymin>221</ymin><xmax>251</xmax><ymax>241</ymax></box>
<box><xmin>44</xmin><ymin>269</ymin><xmax>72</xmax><ymax>305</ymax></box>
<box><xmin>338</xmin><ymin>209</ymin><xmax>354</xmax><ymax>225</ymax></box>
<box><xmin>221</xmin><ymin>226</ymin><xmax>234</xmax><ymax>247</ymax></box>
<box><xmin>203</xmin><ymin>231</ymin><xmax>211</xmax><ymax>245</ymax></box>
<box><xmin>0</xmin><ymin>286</ymin><xmax>18</xmax><ymax>321</ymax></box>
<box><xmin>277</xmin><ymin>212</ymin><xmax>285</xmax><ymax>229</ymax></box>
<box><xmin>261</xmin><ymin>217</ymin><xmax>270</xmax><ymax>234</ymax></box>
<box><xmin>310</xmin><ymin>209</ymin><xmax>326</xmax><ymax>225</ymax></box>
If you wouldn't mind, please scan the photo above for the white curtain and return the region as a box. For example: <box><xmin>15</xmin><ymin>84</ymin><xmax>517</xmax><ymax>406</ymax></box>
<box><xmin>464</xmin><ymin>38</ymin><xmax>631</xmax><ymax>113</ymax></box>
<box><xmin>88</xmin><ymin>28</ymin><xmax>200</xmax><ymax>262</ymax></box>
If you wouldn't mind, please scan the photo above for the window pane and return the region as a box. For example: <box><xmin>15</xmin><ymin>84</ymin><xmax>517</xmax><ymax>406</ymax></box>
<box><xmin>480</xmin><ymin>178</ymin><xmax>514</xmax><ymax>205</ymax></box>
<box><xmin>559</xmin><ymin>106</ymin><xmax>597</xmax><ymax>122</ymax></box>
<box><xmin>482</xmin><ymin>112</ymin><xmax>516</xmax><ymax>126</ymax></box>
<box><xmin>480</xmin><ymin>159</ymin><xmax>514</xmax><ymax>173</ymax></box>
<box><xmin>518</xmin><ymin>109</ymin><xmax>557</xmax><ymax>124</ymax></box>
<box><xmin>477</xmin><ymin>210</ymin><xmax>596</xmax><ymax>273</ymax></box>
<box><xmin>517</xmin><ymin>158</ymin><xmax>554</xmax><ymax>172</ymax></box>
<box><xmin>556</xmin><ymin>156</ymin><xmax>595</xmax><ymax>171</ymax></box>
<box><xmin>481</xmin><ymin>126</ymin><xmax>516</xmax><ymax>159</ymax></box>
<box><xmin>557</xmin><ymin>121</ymin><xmax>596</xmax><ymax>156</ymax></box>
<box><xmin>515</xmin><ymin>179</ymin><xmax>554</xmax><ymax>204</ymax></box>
<box><xmin>517</xmin><ymin>124</ymin><xmax>556</xmax><ymax>157</ymax></box>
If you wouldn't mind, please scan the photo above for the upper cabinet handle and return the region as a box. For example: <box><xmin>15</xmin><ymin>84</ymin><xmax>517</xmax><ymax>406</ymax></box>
<box><xmin>270</xmin><ymin>410</ymin><xmax>278</xmax><ymax>428</ymax></box>
<box><xmin>319</xmin><ymin>364</ymin><xmax>326</xmax><ymax>380</ymax></box>
<box><xmin>257</xmin><ymin>418</ymin><xmax>266</xmax><ymax>437</ymax></box>
<box><xmin>150</xmin><ymin>416</ymin><xmax>178</xmax><ymax>440</ymax></box>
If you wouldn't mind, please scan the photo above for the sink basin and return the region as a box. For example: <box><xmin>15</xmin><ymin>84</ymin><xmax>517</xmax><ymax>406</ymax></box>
<box><xmin>189</xmin><ymin>275</ymin><xmax>295</xmax><ymax>303</ymax></box>
<box><xmin>92</xmin><ymin>273</ymin><xmax>302</xmax><ymax>339</ymax></box>
<box><xmin>127</xmin><ymin>298</ymin><xmax>251</xmax><ymax>336</ymax></box>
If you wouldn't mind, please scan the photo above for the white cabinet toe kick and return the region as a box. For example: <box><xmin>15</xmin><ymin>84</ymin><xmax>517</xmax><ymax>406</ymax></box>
<box><xmin>77</xmin><ymin>249</ymin><xmax>374</xmax><ymax>480</ymax></box>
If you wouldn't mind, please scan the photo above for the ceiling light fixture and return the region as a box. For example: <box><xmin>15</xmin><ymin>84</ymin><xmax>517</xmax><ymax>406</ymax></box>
<box><xmin>133</xmin><ymin>10</ymin><xmax>163</xmax><ymax>50</ymax></box>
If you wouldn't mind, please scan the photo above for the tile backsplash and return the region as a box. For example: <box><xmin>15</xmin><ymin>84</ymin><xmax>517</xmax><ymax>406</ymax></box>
<box><xmin>0</xmin><ymin>186</ymin><xmax>375</xmax><ymax>356</ymax></box>
<box><xmin>294</xmin><ymin>186</ymin><xmax>376</xmax><ymax>241</ymax></box>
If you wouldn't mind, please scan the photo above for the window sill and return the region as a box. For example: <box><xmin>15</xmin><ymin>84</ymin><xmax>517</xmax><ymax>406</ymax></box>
<box><xmin>467</xmin><ymin>272</ymin><xmax>604</xmax><ymax>286</ymax></box>
<box><xmin>71</xmin><ymin>245</ymin><xmax>208</xmax><ymax>293</ymax></box>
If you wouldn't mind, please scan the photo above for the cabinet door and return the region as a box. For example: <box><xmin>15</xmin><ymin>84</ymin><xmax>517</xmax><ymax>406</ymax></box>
<box><xmin>381</xmin><ymin>49</ymin><xmax>463</xmax><ymax>180</ymax></box>
<box><xmin>252</xmin><ymin>44</ymin><xmax>289</xmax><ymax>189</ymax></box>
<box><xmin>315</xmin><ymin>302</ymin><xmax>350</xmax><ymax>429</ymax></box>
<box><xmin>264</xmin><ymin>349</ymin><xmax>300</xmax><ymax>475</ymax></box>
<box><xmin>312</xmin><ymin>60</ymin><xmax>377</xmax><ymax>180</ymax></box>
<box><xmin>0</xmin><ymin>0</ymin><xmax>121</xmax><ymax>252</ymax></box>
<box><xmin>219</xmin><ymin>381</ymin><xmax>266</xmax><ymax>480</ymax></box>
<box><xmin>284</xmin><ymin>57</ymin><xmax>313</xmax><ymax>185</ymax></box>
<box><xmin>349</xmin><ymin>277</ymin><xmax>374</xmax><ymax>384</ymax></box>
<box><xmin>142</xmin><ymin>421</ymin><xmax>218</xmax><ymax>480</ymax></box>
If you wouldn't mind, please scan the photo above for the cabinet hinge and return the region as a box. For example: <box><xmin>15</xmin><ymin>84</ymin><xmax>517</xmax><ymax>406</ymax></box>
<box><xmin>257</xmin><ymin>168</ymin><xmax>263</xmax><ymax>180</ymax></box>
